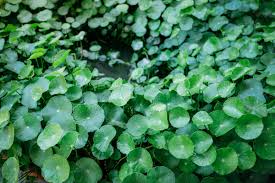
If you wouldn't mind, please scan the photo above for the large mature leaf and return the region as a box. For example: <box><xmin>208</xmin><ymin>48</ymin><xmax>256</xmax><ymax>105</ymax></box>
<box><xmin>0</xmin><ymin>124</ymin><xmax>14</xmax><ymax>152</ymax></box>
<box><xmin>42</xmin><ymin>154</ymin><xmax>70</xmax><ymax>183</ymax></box>
<box><xmin>168</xmin><ymin>135</ymin><xmax>194</xmax><ymax>159</ymax></box>
<box><xmin>209</xmin><ymin>110</ymin><xmax>237</xmax><ymax>137</ymax></box>
<box><xmin>37</xmin><ymin>123</ymin><xmax>64</xmax><ymax>150</ymax></box>
<box><xmin>229</xmin><ymin>141</ymin><xmax>256</xmax><ymax>170</ymax></box>
<box><xmin>127</xmin><ymin>148</ymin><xmax>153</xmax><ymax>173</ymax></box>
<box><xmin>235</xmin><ymin>114</ymin><xmax>263</xmax><ymax>140</ymax></box>
<box><xmin>147</xmin><ymin>166</ymin><xmax>175</xmax><ymax>183</ymax></box>
<box><xmin>93</xmin><ymin>125</ymin><xmax>116</xmax><ymax>152</ymax></box>
<box><xmin>14</xmin><ymin>112</ymin><xmax>41</xmax><ymax>141</ymax></box>
<box><xmin>73</xmin><ymin>104</ymin><xmax>105</xmax><ymax>132</ymax></box>
<box><xmin>212</xmin><ymin>147</ymin><xmax>238</xmax><ymax>175</ymax></box>
<box><xmin>1</xmin><ymin>157</ymin><xmax>19</xmax><ymax>183</ymax></box>
<box><xmin>109</xmin><ymin>83</ymin><xmax>134</xmax><ymax>106</ymax></box>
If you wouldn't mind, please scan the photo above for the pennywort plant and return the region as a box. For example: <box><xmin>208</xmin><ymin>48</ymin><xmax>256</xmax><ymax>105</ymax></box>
<box><xmin>0</xmin><ymin>0</ymin><xmax>275</xmax><ymax>183</ymax></box>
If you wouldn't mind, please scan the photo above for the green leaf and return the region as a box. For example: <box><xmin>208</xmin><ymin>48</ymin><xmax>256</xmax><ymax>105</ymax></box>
<box><xmin>222</xmin><ymin>97</ymin><xmax>246</xmax><ymax>118</ymax></box>
<box><xmin>66</xmin><ymin>85</ymin><xmax>82</xmax><ymax>101</ymax></box>
<box><xmin>217</xmin><ymin>81</ymin><xmax>235</xmax><ymax>98</ymax></box>
<box><xmin>14</xmin><ymin>113</ymin><xmax>41</xmax><ymax>141</ymax></box>
<box><xmin>91</xmin><ymin>144</ymin><xmax>114</xmax><ymax>160</ymax></box>
<box><xmin>168</xmin><ymin>135</ymin><xmax>194</xmax><ymax>159</ymax></box>
<box><xmin>122</xmin><ymin>173</ymin><xmax>147</xmax><ymax>183</ymax></box>
<box><xmin>109</xmin><ymin>83</ymin><xmax>134</xmax><ymax>106</ymax></box>
<box><xmin>209</xmin><ymin>16</ymin><xmax>228</xmax><ymax>31</ymax></box>
<box><xmin>146</xmin><ymin>103</ymin><xmax>169</xmax><ymax>131</ymax></box>
<box><xmin>29</xmin><ymin>144</ymin><xmax>53</xmax><ymax>167</ymax></box>
<box><xmin>36</xmin><ymin>9</ymin><xmax>52</xmax><ymax>22</ymax></box>
<box><xmin>1</xmin><ymin>157</ymin><xmax>19</xmax><ymax>183</ymax></box>
<box><xmin>93</xmin><ymin>125</ymin><xmax>116</xmax><ymax>152</ymax></box>
<box><xmin>49</xmin><ymin>76</ymin><xmax>68</xmax><ymax>95</ymax></box>
<box><xmin>42</xmin><ymin>95</ymin><xmax>72</xmax><ymax>120</ymax></box>
<box><xmin>117</xmin><ymin>133</ymin><xmax>135</xmax><ymax>154</ymax></box>
<box><xmin>169</xmin><ymin>107</ymin><xmax>190</xmax><ymax>128</ymax></box>
<box><xmin>235</xmin><ymin>114</ymin><xmax>263</xmax><ymax>140</ymax></box>
<box><xmin>73</xmin><ymin>68</ymin><xmax>92</xmax><ymax>87</ymax></box>
<box><xmin>242</xmin><ymin>96</ymin><xmax>268</xmax><ymax>117</ymax></box>
<box><xmin>212</xmin><ymin>147</ymin><xmax>238</xmax><ymax>175</ymax></box>
<box><xmin>0</xmin><ymin>124</ymin><xmax>14</xmax><ymax>152</ymax></box>
<box><xmin>74</xmin><ymin>158</ymin><xmax>102</xmax><ymax>183</ymax></box>
<box><xmin>176</xmin><ymin>173</ymin><xmax>199</xmax><ymax>183</ymax></box>
<box><xmin>267</xmin><ymin>74</ymin><xmax>275</xmax><ymax>86</ymax></box>
<box><xmin>146</xmin><ymin>0</ymin><xmax>166</xmax><ymax>20</ymax></box>
<box><xmin>147</xmin><ymin>166</ymin><xmax>175</xmax><ymax>183</ymax></box>
<box><xmin>229</xmin><ymin>141</ymin><xmax>256</xmax><ymax>170</ymax></box>
<box><xmin>191</xmin><ymin>131</ymin><xmax>213</xmax><ymax>154</ymax></box>
<box><xmin>202</xmin><ymin>36</ymin><xmax>223</xmax><ymax>55</ymax></box>
<box><xmin>192</xmin><ymin>111</ymin><xmax>213</xmax><ymax>128</ymax></box>
<box><xmin>126</xmin><ymin>114</ymin><xmax>149</xmax><ymax>136</ymax></box>
<box><xmin>255</xmin><ymin>114</ymin><xmax>275</xmax><ymax>160</ymax></box>
<box><xmin>127</xmin><ymin>148</ymin><xmax>153</xmax><ymax>173</ymax></box>
<box><xmin>57</xmin><ymin>131</ymin><xmax>78</xmax><ymax>158</ymax></box>
<box><xmin>192</xmin><ymin>146</ymin><xmax>217</xmax><ymax>166</ymax></box>
<box><xmin>138</xmin><ymin>0</ymin><xmax>152</xmax><ymax>11</ymax></box>
<box><xmin>53</xmin><ymin>50</ymin><xmax>70</xmax><ymax>68</ymax></box>
<box><xmin>22</xmin><ymin>77</ymin><xmax>49</xmax><ymax>109</ymax></box>
<box><xmin>42</xmin><ymin>154</ymin><xmax>70</xmax><ymax>183</ymax></box>
<box><xmin>0</xmin><ymin>107</ymin><xmax>9</xmax><ymax>128</ymax></box>
<box><xmin>209</xmin><ymin>110</ymin><xmax>237</xmax><ymax>137</ymax></box>
<box><xmin>37</xmin><ymin>123</ymin><xmax>64</xmax><ymax>150</ymax></box>
<box><xmin>73</xmin><ymin>104</ymin><xmax>105</xmax><ymax>132</ymax></box>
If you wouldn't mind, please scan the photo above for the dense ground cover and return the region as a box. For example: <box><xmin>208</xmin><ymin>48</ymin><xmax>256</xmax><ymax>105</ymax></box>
<box><xmin>0</xmin><ymin>0</ymin><xmax>275</xmax><ymax>182</ymax></box>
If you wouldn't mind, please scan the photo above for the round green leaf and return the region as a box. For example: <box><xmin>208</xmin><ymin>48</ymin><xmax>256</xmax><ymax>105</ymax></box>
<box><xmin>37</xmin><ymin>123</ymin><xmax>64</xmax><ymax>150</ymax></box>
<box><xmin>29</xmin><ymin>144</ymin><xmax>53</xmax><ymax>167</ymax></box>
<box><xmin>75</xmin><ymin>125</ymin><xmax>88</xmax><ymax>149</ymax></box>
<box><xmin>14</xmin><ymin>113</ymin><xmax>41</xmax><ymax>141</ymax></box>
<box><xmin>36</xmin><ymin>9</ymin><xmax>52</xmax><ymax>22</ymax></box>
<box><xmin>1</xmin><ymin>157</ymin><xmax>19</xmax><ymax>183</ymax></box>
<box><xmin>126</xmin><ymin>114</ymin><xmax>149</xmax><ymax>137</ymax></box>
<box><xmin>117</xmin><ymin>133</ymin><xmax>135</xmax><ymax>154</ymax></box>
<box><xmin>146</xmin><ymin>103</ymin><xmax>169</xmax><ymax>131</ymax></box>
<box><xmin>192</xmin><ymin>111</ymin><xmax>213</xmax><ymax>128</ymax></box>
<box><xmin>235</xmin><ymin>114</ymin><xmax>263</xmax><ymax>140</ymax></box>
<box><xmin>42</xmin><ymin>95</ymin><xmax>72</xmax><ymax>120</ymax></box>
<box><xmin>192</xmin><ymin>146</ymin><xmax>217</xmax><ymax>166</ymax></box>
<box><xmin>66</xmin><ymin>85</ymin><xmax>82</xmax><ymax>101</ymax></box>
<box><xmin>91</xmin><ymin>144</ymin><xmax>114</xmax><ymax>160</ymax></box>
<box><xmin>178</xmin><ymin>159</ymin><xmax>196</xmax><ymax>173</ymax></box>
<box><xmin>93</xmin><ymin>125</ymin><xmax>116</xmax><ymax>152</ymax></box>
<box><xmin>73</xmin><ymin>68</ymin><xmax>92</xmax><ymax>87</ymax></box>
<box><xmin>109</xmin><ymin>83</ymin><xmax>133</xmax><ymax>106</ymax></box>
<box><xmin>169</xmin><ymin>107</ymin><xmax>190</xmax><ymax>128</ymax></box>
<box><xmin>168</xmin><ymin>135</ymin><xmax>194</xmax><ymax>159</ymax></box>
<box><xmin>176</xmin><ymin>173</ymin><xmax>199</xmax><ymax>183</ymax></box>
<box><xmin>127</xmin><ymin>148</ymin><xmax>153</xmax><ymax>173</ymax></box>
<box><xmin>147</xmin><ymin>166</ymin><xmax>175</xmax><ymax>183</ymax></box>
<box><xmin>229</xmin><ymin>141</ymin><xmax>256</xmax><ymax>170</ymax></box>
<box><xmin>223</xmin><ymin>97</ymin><xmax>246</xmax><ymax>118</ymax></box>
<box><xmin>255</xmin><ymin>114</ymin><xmax>275</xmax><ymax>160</ymax></box>
<box><xmin>212</xmin><ymin>147</ymin><xmax>238</xmax><ymax>175</ymax></box>
<box><xmin>49</xmin><ymin>76</ymin><xmax>68</xmax><ymax>95</ymax></box>
<box><xmin>73</xmin><ymin>104</ymin><xmax>105</xmax><ymax>132</ymax></box>
<box><xmin>209</xmin><ymin>110</ymin><xmax>237</xmax><ymax>137</ymax></box>
<box><xmin>191</xmin><ymin>131</ymin><xmax>213</xmax><ymax>154</ymax></box>
<box><xmin>57</xmin><ymin>131</ymin><xmax>78</xmax><ymax>158</ymax></box>
<box><xmin>0</xmin><ymin>124</ymin><xmax>14</xmax><ymax>152</ymax></box>
<box><xmin>42</xmin><ymin>154</ymin><xmax>70</xmax><ymax>183</ymax></box>
<box><xmin>74</xmin><ymin>158</ymin><xmax>103</xmax><ymax>183</ymax></box>
<box><xmin>122</xmin><ymin>173</ymin><xmax>147</xmax><ymax>183</ymax></box>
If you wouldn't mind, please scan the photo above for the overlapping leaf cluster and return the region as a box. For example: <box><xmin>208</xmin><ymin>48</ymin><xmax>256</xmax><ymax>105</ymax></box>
<box><xmin>0</xmin><ymin>0</ymin><xmax>275</xmax><ymax>183</ymax></box>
